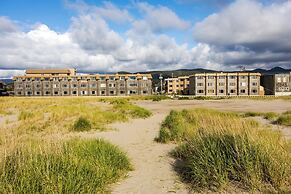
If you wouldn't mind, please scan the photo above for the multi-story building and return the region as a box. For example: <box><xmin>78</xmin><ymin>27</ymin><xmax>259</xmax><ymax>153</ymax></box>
<box><xmin>13</xmin><ymin>69</ymin><xmax>152</xmax><ymax>96</ymax></box>
<box><xmin>188</xmin><ymin>72</ymin><xmax>261</xmax><ymax>96</ymax></box>
<box><xmin>165</xmin><ymin>76</ymin><xmax>190</xmax><ymax>95</ymax></box>
<box><xmin>261</xmin><ymin>73</ymin><xmax>291</xmax><ymax>95</ymax></box>
<box><xmin>0</xmin><ymin>81</ymin><xmax>7</xmax><ymax>96</ymax></box>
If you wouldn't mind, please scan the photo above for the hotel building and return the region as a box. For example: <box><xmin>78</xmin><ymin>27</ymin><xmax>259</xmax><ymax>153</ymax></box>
<box><xmin>13</xmin><ymin>69</ymin><xmax>152</xmax><ymax>96</ymax></box>
<box><xmin>261</xmin><ymin>73</ymin><xmax>291</xmax><ymax>96</ymax></box>
<box><xmin>189</xmin><ymin>72</ymin><xmax>261</xmax><ymax>96</ymax></box>
<box><xmin>165</xmin><ymin>76</ymin><xmax>190</xmax><ymax>95</ymax></box>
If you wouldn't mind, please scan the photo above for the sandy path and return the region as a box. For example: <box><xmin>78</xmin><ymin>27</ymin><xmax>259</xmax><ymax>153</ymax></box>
<box><xmin>89</xmin><ymin>111</ymin><xmax>189</xmax><ymax>194</ymax></box>
<box><xmin>82</xmin><ymin>99</ymin><xmax>290</xmax><ymax>194</ymax></box>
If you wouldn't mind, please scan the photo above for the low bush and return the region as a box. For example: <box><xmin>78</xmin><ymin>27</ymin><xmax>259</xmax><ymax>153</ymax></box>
<box><xmin>72</xmin><ymin>117</ymin><xmax>92</xmax><ymax>131</ymax></box>
<box><xmin>243</xmin><ymin>111</ymin><xmax>263</xmax><ymax>117</ymax></box>
<box><xmin>108</xmin><ymin>99</ymin><xmax>152</xmax><ymax>119</ymax></box>
<box><xmin>276</xmin><ymin>114</ymin><xmax>291</xmax><ymax>126</ymax></box>
<box><xmin>0</xmin><ymin>139</ymin><xmax>132</xmax><ymax>193</ymax></box>
<box><xmin>263</xmin><ymin>112</ymin><xmax>278</xmax><ymax>121</ymax></box>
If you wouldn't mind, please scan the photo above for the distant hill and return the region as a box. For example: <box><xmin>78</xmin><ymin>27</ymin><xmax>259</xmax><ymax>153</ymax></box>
<box><xmin>138</xmin><ymin>66</ymin><xmax>291</xmax><ymax>86</ymax></box>
<box><xmin>0</xmin><ymin>79</ymin><xmax>13</xmax><ymax>84</ymax></box>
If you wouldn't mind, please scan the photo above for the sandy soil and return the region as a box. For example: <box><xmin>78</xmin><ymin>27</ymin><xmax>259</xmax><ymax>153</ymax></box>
<box><xmin>84</xmin><ymin>99</ymin><xmax>291</xmax><ymax>194</ymax></box>
<box><xmin>1</xmin><ymin>99</ymin><xmax>290</xmax><ymax>193</ymax></box>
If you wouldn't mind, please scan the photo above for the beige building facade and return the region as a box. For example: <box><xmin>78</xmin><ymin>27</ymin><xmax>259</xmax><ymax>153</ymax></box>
<box><xmin>14</xmin><ymin>69</ymin><xmax>152</xmax><ymax>96</ymax></box>
<box><xmin>189</xmin><ymin>72</ymin><xmax>261</xmax><ymax>96</ymax></box>
<box><xmin>165</xmin><ymin>76</ymin><xmax>190</xmax><ymax>94</ymax></box>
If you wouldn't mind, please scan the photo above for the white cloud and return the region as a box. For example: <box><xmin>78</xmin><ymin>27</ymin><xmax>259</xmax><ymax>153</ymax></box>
<box><xmin>135</xmin><ymin>2</ymin><xmax>190</xmax><ymax>32</ymax></box>
<box><xmin>69</xmin><ymin>14</ymin><xmax>124</xmax><ymax>52</ymax></box>
<box><xmin>1</xmin><ymin>0</ymin><xmax>290</xmax><ymax>78</ymax></box>
<box><xmin>0</xmin><ymin>70</ymin><xmax>25</xmax><ymax>78</ymax></box>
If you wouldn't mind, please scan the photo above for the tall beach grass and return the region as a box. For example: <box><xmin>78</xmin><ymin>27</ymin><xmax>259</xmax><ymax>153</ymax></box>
<box><xmin>0</xmin><ymin>138</ymin><xmax>132</xmax><ymax>193</ymax></box>
<box><xmin>157</xmin><ymin>108</ymin><xmax>290</xmax><ymax>192</ymax></box>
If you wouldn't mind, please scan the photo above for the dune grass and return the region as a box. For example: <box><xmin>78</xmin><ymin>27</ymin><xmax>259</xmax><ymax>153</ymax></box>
<box><xmin>0</xmin><ymin>97</ymin><xmax>152</xmax><ymax>133</ymax></box>
<box><xmin>0</xmin><ymin>138</ymin><xmax>131</xmax><ymax>194</ymax></box>
<box><xmin>157</xmin><ymin>108</ymin><xmax>290</xmax><ymax>192</ymax></box>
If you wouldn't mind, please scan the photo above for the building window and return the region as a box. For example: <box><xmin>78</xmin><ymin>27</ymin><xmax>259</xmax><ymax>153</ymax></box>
<box><xmin>208</xmin><ymin>89</ymin><xmax>214</xmax><ymax>93</ymax></box>
<box><xmin>109</xmin><ymin>83</ymin><xmax>116</xmax><ymax>87</ymax></box>
<box><xmin>45</xmin><ymin>91</ymin><xmax>50</xmax><ymax>95</ymax></box>
<box><xmin>53</xmin><ymin>84</ymin><xmax>58</xmax><ymax>88</ymax></box>
<box><xmin>240</xmin><ymin>76</ymin><xmax>246</xmax><ymax>79</ymax></box>
<box><xmin>72</xmin><ymin>91</ymin><xmax>77</xmax><ymax>95</ymax></box>
<box><xmin>91</xmin><ymin>91</ymin><xmax>96</xmax><ymax>95</ymax></box>
<box><xmin>143</xmin><ymin>91</ymin><xmax>147</xmax><ymax>94</ymax></box>
<box><xmin>100</xmin><ymin>83</ymin><xmax>106</xmax><ymax>88</ymax></box>
<box><xmin>81</xmin><ymin>91</ymin><xmax>87</xmax><ymax>95</ymax></box>
<box><xmin>219</xmin><ymin>89</ymin><xmax>224</xmax><ymax>93</ymax></box>
<box><xmin>251</xmin><ymin>76</ymin><xmax>258</xmax><ymax>79</ymax></box>
<box><xmin>120</xmin><ymin>76</ymin><xmax>125</xmax><ymax>80</ymax></box>
<box><xmin>45</xmin><ymin>84</ymin><xmax>50</xmax><ymax>88</ymax></box>
<box><xmin>44</xmin><ymin>78</ymin><xmax>50</xmax><ymax>81</ymax></box>
<box><xmin>252</xmin><ymin>82</ymin><xmax>257</xmax><ymax>86</ymax></box>
<box><xmin>229</xmin><ymin>76</ymin><xmax>236</xmax><ymax>79</ymax></box>
<box><xmin>35</xmin><ymin>84</ymin><xmax>40</xmax><ymax>88</ymax></box>
<box><xmin>229</xmin><ymin>82</ymin><xmax>236</xmax><ymax>86</ymax></box>
<box><xmin>63</xmin><ymin>84</ymin><xmax>68</xmax><ymax>88</ymax></box>
<box><xmin>198</xmin><ymin>90</ymin><xmax>204</xmax><ymax>93</ymax></box>
<box><xmin>110</xmin><ymin>91</ymin><xmax>115</xmax><ymax>94</ymax></box>
<box><xmin>208</xmin><ymin>76</ymin><xmax>214</xmax><ymax>79</ymax></box>
<box><xmin>218</xmin><ymin>83</ymin><xmax>225</xmax><ymax>86</ymax></box>
<box><xmin>27</xmin><ymin>91</ymin><xmax>32</xmax><ymax>95</ymax></box>
<box><xmin>54</xmin><ymin>91</ymin><xmax>58</xmax><ymax>95</ymax></box>
<box><xmin>129</xmin><ymin>76</ymin><xmax>136</xmax><ymax>80</ymax></box>
<box><xmin>169</xmin><ymin>85</ymin><xmax>173</xmax><ymax>87</ymax></box>
<box><xmin>101</xmin><ymin>91</ymin><xmax>106</xmax><ymax>95</ymax></box>
<box><xmin>240</xmin><ymin>82</ymin><xmax>246</xmax><ymax>86</ymax></box>
<box><xmin>169</xmin><ymin>89</ymin><xmax>173</xmax><ymax>92</ymax></box>
<box><xmin>252</xmin><ymin>89</ymin><xmax>257</xmax><ymax>93</ymax></box>
<box><xmin>197</xmin><ymin>76</ymin><xmax>204</xmax><ymax>79</ymax></box>
<box><xmin>277</xmin><ymin>77</ymin><xmax>281</xmax><ymax>83</ymax></box>
<box><xmin>72</xmin><ymin>84</ymin><xmax>77</xmax><ymax>88</ymax></box>
<box><xmin>90</xmin><ymin>84</ymin><xmax>96</xmax><ymax>88</ymax></box>
<box><xmin>109</xmin><ymin>77</ymin><xmax>115</xmax><ymax>80</ymax></box>
<box><xmin>218</xmin><ymin>76</ymin><xmax>225</xmax><ymax>79</ymax></box>
<box><xmin>142</xmin><ymin>76</ymin><xmax>148</xmax><ymax>80</ymax></box>
<box><xmin>81</xmin><ymin>84</ymin><xmax>87</xmax><ymax>88</ymax></box>
<box><xmin>120</xmin><ymin>91</ymin><xmax>125</xmax><ymax>94</ymax></box>
<box><xmin>129</xmin><ymin>83</ymin><xmax>138</xmax><ymax>87</ymax></box>
<box><xmin>129</xmin><ymin>90</ymin><xmax>137</xmax><ymax>94</ymax></box>
<box><xmin>240</xmin><ymin>89</ymin><xmax>246</xmax><ymax>93</ymax></box>
<box><xmin>207</xmin><ymin>83</ymin><xmax>213</xmax><ymax>86</ymax></box>
<box><xmin>197</xmin><ymin>83</ymin><xmax>203</xmax><ymax>86</ymax></box>
<box><xmin>100</xmin><ymin>77</ymin><xmax>105</xmax><ymax>80</ymax></box>
<box><xmin>230</xmin><ymin>89</ymin><xmax>236</xmax><ymax>93</ymax></box>
<box><xmin>283</xmin><ymin>77</ymin><xmax>287</xmax><ymax>82</ymax></box>
<box><xmin>63</xmin><ymin>91</ymin><xmax>68</xmax><ymax>95</ymax></box>
<box><xmin>35</xmin><ymin>91</ymin><xmax>40</xmax><ymax>95</ymax></box>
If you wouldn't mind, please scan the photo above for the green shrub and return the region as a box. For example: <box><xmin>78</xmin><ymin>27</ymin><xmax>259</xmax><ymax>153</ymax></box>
<box><xmin>109</xmin><ymin>99</ymin><xmax>152</xmax><ymax>119</ymax></box>
<box><xmin>276</xmin><ymin>114</ymin><xmax>291</xmax><ymax>126</ymax></box>
<box><xmin>243</xmin><ymin>111</ymin><xmax>263</xmax><ymax>117</ymax></box>
<box><xmin>263</xmin><ymin>112</ymin><xmax>278</xmax><ymax>121</ymax></box>
<box><xmin>72</xmin><ymin>117</ymin><xmax>91</xmax><ymax>131</ymax></box>
<box><xmin>0</xmin><ymin>139</ymin><xmax>131</xmax><ymax>194</ymax></box>
<box><xmin>283</xmin><ymin>110</ymin><xmax>291</xmax><ymax>115</ymax></box>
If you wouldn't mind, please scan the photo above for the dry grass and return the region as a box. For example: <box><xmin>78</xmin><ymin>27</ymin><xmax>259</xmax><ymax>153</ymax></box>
<box><xmin>0</xmin><ymin>97</ymin><xmax>152</xmax><ymax>192</ymax></box>
<box><xmin>157</xmin><ymin>108</ymin><xmax>290</xmax><ymax>192</ymax></box>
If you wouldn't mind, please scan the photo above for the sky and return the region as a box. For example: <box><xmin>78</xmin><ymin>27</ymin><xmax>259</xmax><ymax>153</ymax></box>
<box><xmin>0</xmin><ymin>0</ymin><xmax>291</xmax><ymax>78</ymax></box>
